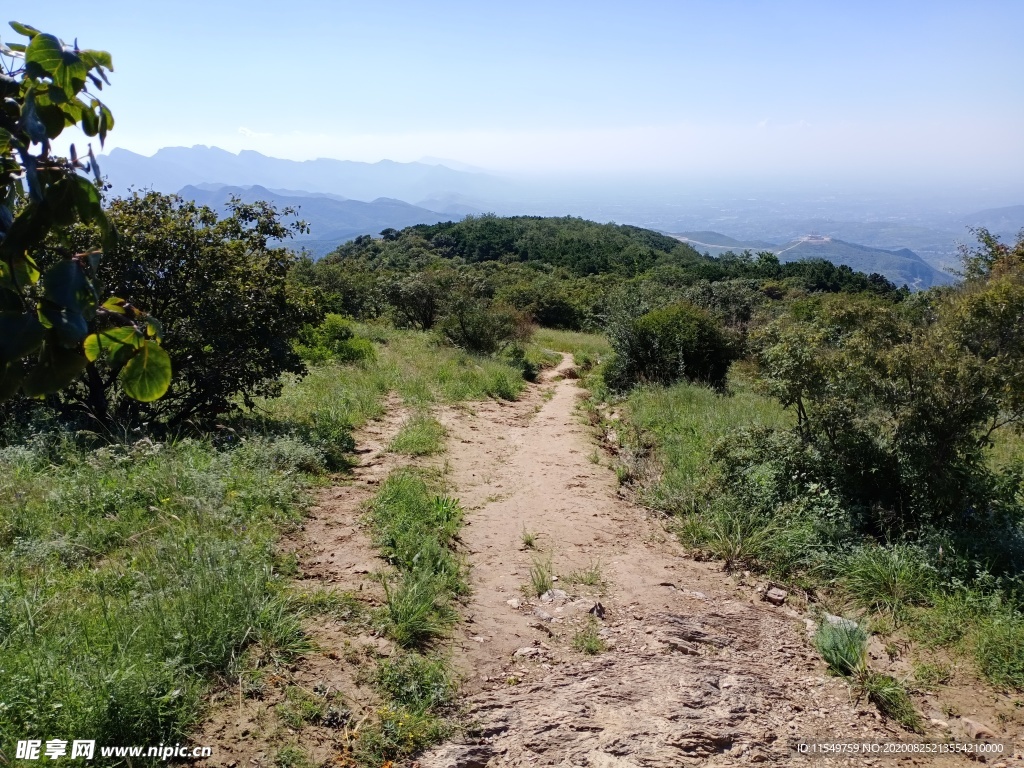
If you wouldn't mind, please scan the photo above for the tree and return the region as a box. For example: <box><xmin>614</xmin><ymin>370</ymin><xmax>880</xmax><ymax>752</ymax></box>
<box><xmin>56</xmin><ymin>191</ymin><xmax>320</xmax><ymax>429</ymax></box>
<box><xmin>753</xmin><ymin>232</ymin><xmax>1024</xmax><ymax>534</ymax></box>
<box><xmin>0</xmin><ymin>22</ymin><xmax>170</xmax><ymax>404</ymax></box>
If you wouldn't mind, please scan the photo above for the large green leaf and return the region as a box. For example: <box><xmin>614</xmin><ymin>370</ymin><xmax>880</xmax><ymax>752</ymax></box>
<box><xmin>84</xmin><ymin>325</ymin><xmax>142</xmax><ymax>366</ymax></box>
<box><xmin>9</xmin><ymin>21</ymin><xmax>41</xmax><ymax>39</ymax></box>
<box><xmin>0</xmin><ymin>311</ymin><xmax>45</xmax><ymax>362</ymax></box>
<box><xmin>25</xmin><ymin>33</ymin><xmax>87</xmax><ymax>96</ymax></box>
<box><xmin>43</xmin><ymin>259</ymin><xmax>92</xmax><ymax>314</ymax></box>
<box><xmin>120</xmin><ymin>340</ymin><xmax>171</xmax><ymax>401</ymax></box>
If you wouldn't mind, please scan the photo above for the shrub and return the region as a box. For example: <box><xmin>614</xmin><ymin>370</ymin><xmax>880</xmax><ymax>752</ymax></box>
<box><xmin>296</xmin><ymin>314</ymin><xmax>376</xmax><ymax>364</ymax></box>
<box><xmin>53</xmin><ymin>192</ymin><xmax>321</xmax><ymax>431</ymax></box>
<box><xmin>438</xmin><ymin>299</ymin><xmax>533</xmax><ymax>355</ymax></box>
<box><xmin>604</xmin><ymin>301</ymin><xmax>736</xmax><ymax>391</ymax></box>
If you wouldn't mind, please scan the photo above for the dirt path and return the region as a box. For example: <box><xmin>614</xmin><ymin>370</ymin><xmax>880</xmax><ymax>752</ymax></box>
<box><xmin>424</xmin><ymin>355</ymin><xmax>989</xmax><ymax>767</ymax></box>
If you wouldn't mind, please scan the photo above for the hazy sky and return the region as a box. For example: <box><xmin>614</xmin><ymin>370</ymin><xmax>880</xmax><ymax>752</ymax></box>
<box><xmin>16</xmin><ymin>1</ymin><xmax>1024</xmax><ymax>187</ymax></box>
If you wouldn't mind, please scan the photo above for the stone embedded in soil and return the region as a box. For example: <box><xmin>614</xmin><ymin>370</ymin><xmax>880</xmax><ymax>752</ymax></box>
<box><xmin>962</xmin><ymin>717</ymin><xmax>999</xmax><ymax>740</ymax></box>
<box><xmin>506</xmin><ymin>598</ymin><xmax>521</xmax><ymax>608</ymax></box>
<box><xmin>541</xmin><ymin>588</ymin><xmax>569</xmax><ymax>603</ymax></box>
<box><xmin>764</xmin><ymin>587</ymin><xmax>787</xmax><ymax>606</ymax></box>
<box><xmin>513</xmin><ymin>647</ymin><xmax>541</xmax><ymax>659</ymax></box>
<box><xmin>824</xmin><ymin>612</ymin><xmax>859</xmax><ymax>631</ymax></box>
<box><xmin>533</xmin><ymin>607</ymin><xmax>554</xmax><ymax>622</ymax></box>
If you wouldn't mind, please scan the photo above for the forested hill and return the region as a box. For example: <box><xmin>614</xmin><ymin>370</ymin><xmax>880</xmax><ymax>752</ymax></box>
<box><xmin>328</xmin><ymin>215</ymin><xmax>905</xmax><ymax>291</ymax></box>
<box><xmin>296</xmin><ymin>215</ymin><xmax>908</xmax><ymax>331</ymax></box>
<box><xmin>409</xmin><ymin>216</ymin><xmax>700</xmax><ymax>275</ymax></box>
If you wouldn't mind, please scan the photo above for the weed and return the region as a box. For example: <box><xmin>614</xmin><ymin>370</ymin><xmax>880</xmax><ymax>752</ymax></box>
<box><xmin>702</xmin><ymin>509</ymin><xmax>775</xmax><ymax>570</ymax></box>
<box><xmin>379</xmin><ymin>572</ymin><xmax>458</xmax><ymax>649</ymax></box>
<box><xmin>841</xmin><ymin>545</ymin><xmax>933</xmax><ymax>615</ymax></box>
<box><xmin>975</xmin><ymin>613</ymin><xmax>1024</xmax><ymax>690</ymax></box>
<box><xmin>355</xmin><ymin>705</ymin><xmax>454</xmax><ymax>766</ymax></box>
<box><xmin>527</xmin><ymin>555</ymin><xmax>554</xmax><ymax>597</ymax></box>
<box><xmin>289</xmin><ymin>587</ymin><xmax>365</xmax><ymax>624</ymax></box>
<box><xmin>388</xmin><ymin>413</ymin><xmax>447</xmax><ymax>456</ymax></box>
<box><xmin>913</xmin><ymin>662</ymin><xmax>953</xmax><ymax>689</ymax></box>
<box><xmin>276</xmin><ymin>686</ymin><xmax>327</xmax><ymax>729</ymax></box>
<box><xmin>521</xmin><ymin>528</ymin><xmax>538</xmax><ymax>550</ymax></box>
<box><xmin>814</xmin><ymin>620</ymin><xmax>868</xmax><ymax>676</ymax></box>
<box><xmin>588</xmin><ymin>450</ymin><xmax>601</xmax><ymax>464</ymax></box>
<box><xmin>274</xmin><ymin>744</ymin><xmax>315</xmax><ymax>768</ymax></box>
<box><xmin>566</xmin><ymin>560</ymin><xmax>607</xmax><ymax>592</ymax></box>
<box><xmin>373</xmin><ymin>653</ymin><xmax>455</xmax><ymax>715</ymax></box>
<box><xmin>859</xmin><ymin>673</ymin><xmax>922</xmax><ymax>732</ymax></box>
<box><xmin>572</xmin><ymin>619</ymin><xmax>607</xmax><ymax>655</ymax></box>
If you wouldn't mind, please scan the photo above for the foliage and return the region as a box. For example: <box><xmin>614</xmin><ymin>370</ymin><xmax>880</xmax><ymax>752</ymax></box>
<box><xmin>56</xmin><ymin>191</ymin><xmax>320</xmax><ymax>430</ymax></box>
<box><xmin>753</xmin><ymin>263</ymin><xmax>1024</xmax><ymax>533</ymax></box>
<box><xmin>0</xmin><ymin>23</ymin><xmax>170</xmax><ymax>403</ymax></box>
<box><xmin>438</xmin><ymin>295</ymin><xmax>533</xmax><ymax>355</ymax></box>
<box><xmin>604</xmin><ymin>301</ymin><xmax>736</xmax><ymax>391</ymax></box>
<box><xmin>295</xmin><ymin>313</ymin><xmax>374</xmax><ymax>365</ymax></box>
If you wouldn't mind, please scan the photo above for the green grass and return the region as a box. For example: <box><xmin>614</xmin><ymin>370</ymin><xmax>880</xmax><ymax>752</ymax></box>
<box><xmin>388</xmin><ymin>413</ymin><xmax>447</xmax><ymax>456</ymax></box>
<box><xmin>358</xmin><ymin>470</ymin><xmax>466</xmax><ymax>763</ymax></box>
<box><xmin>0</xmin><ymin>436</ymin><xmax>312</xmax><ymax>753</ymax></box>
<box><xmin>532</xmin><ymin>329</ymin><xmax>612</xmax><ymax>360</ymax></box>
<box><xmin>840</xmin><ymin>545</ymin><xmax>934</xmax><ymax>616</ymax></box>
<box><xmin>521</xmin><ymin>528</ymin><xmax>538</xmax><ymax>550</ymax></box>
<box><xmin>861</xmin><ymin>672</ymin><xmax>922</xmax><ymax>732</ymax></box>
<box><xmin>813</xmin><ymin>619</ymin><xmax>921</xmax><ymax>731</ymax></box>
<box><xmin>565</xmin><ymin>560</ymin><xmax>607</xmax><ymax>592</ymax></box>
<box><xmin>527</xmin><ymin>554</ymin><xmax>554</xmax><ymax>597</ymax></box>
<box><xmin>257</xmin><ymin>327</ymin><xmax>527</xmax><ymax>436</ymax></box>
<box><xmin>571</xmin><ymin>619</ymin><xmax>607</xmax><ymax>655</ymax></box>
<box><xmin>621</xmin><ymin>376</ymin><xmax>788</xmax><ymax>512</ymax></box>
<box><xmin>365</xmin><ymin>471</ymin><xmax>465</xmax><ymax>648</ymax></box>
<box><xmin>814</xmin><ymin>620</ymin><xmax>868</xmax><ymax>677</ymax></box>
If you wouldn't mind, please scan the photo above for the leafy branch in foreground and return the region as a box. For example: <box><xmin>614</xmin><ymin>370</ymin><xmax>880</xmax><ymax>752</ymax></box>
<box><xmin>0</xmin><ymin>22</ymin><xmax>170</xmax><ymax>403</ymax></box>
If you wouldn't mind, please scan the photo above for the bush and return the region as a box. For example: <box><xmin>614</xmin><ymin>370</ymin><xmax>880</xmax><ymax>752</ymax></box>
<box><xmin>438</xmin><ymin>298</ymin><xmax>533</xmax><ymax>355</ymax></box>
<box><xmin>52</xmin><ymin>192</ymin><xmax>321</xmax><ymax>431</ymax></box>
<box><xmin>605</xmin><ymin>301</ymin><xmax>736</xmax><ymax>391</ymax></box>
<box><xmin>296</xmin><ymin>314</ymin><xmax>376</xmax><ymax>365</ymax></box>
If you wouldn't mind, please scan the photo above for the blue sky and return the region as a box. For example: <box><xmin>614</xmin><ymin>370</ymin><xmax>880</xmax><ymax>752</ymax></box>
<box><xmin>16</xmin><ymin>1</ymin><xmax>1024</xmax><ymax>186</ymax></box>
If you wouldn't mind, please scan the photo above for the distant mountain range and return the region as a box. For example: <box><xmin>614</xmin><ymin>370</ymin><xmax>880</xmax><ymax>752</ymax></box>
<box><xmin>179</xmin><ymin>185</ymin><xmax>461</xmax><ymax>257</ymax></box>
<box><xmin>100</xmin><ymin>145</ymin><xmax>508</xmax><ymax>207</ymax></box>
<box><xmin>673</xmin><ymin>231</ymin><xmax>954</xmax><ymax>289</ymax></box>
<box><xmin>98</xmin><ymin>145</ymin><xmax>1021</xmax><ymax>279</ymax></box>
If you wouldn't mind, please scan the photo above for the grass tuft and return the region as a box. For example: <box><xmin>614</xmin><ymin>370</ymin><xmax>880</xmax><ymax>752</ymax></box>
<box><xmin>814</xmin><ymin>620</ymin><xmax>868</xmax><ymax>677</ymax></box>
<box><xmin>388</xmin><ymin>413</ymin><xmax>447</xmax><ymax>456</ymax></box>
<box><xmin>527</xmin><ymin>555</ymin><xmax>554</xmax><ymax>597</ymax></box>
<box><xmin>571</xmin><ymin>619</ymin><xmax>607</xmax><ymax>655</ymax></box>
<box><xmin>841</xmin><ymin>545</ymin><xmax>933</xmax><ymax>616</ymax></box>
